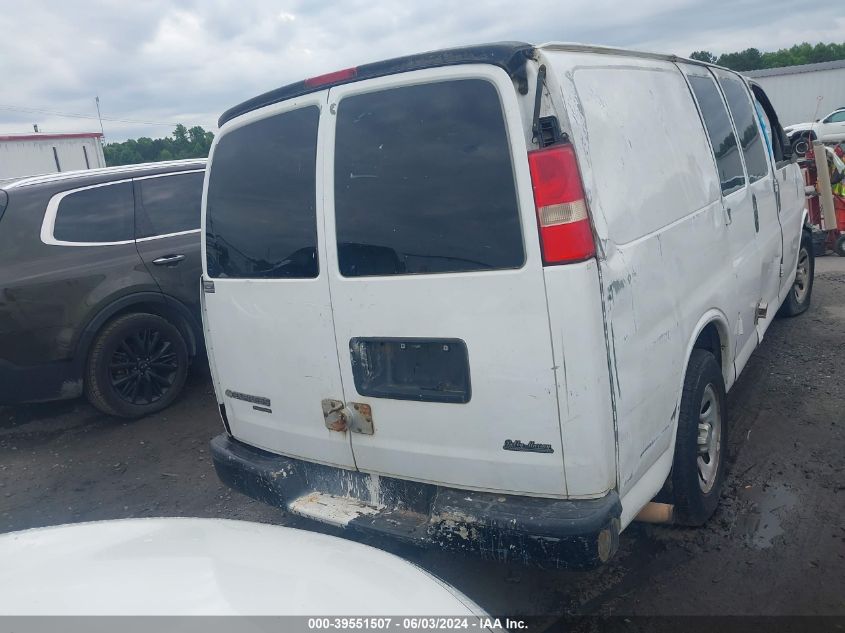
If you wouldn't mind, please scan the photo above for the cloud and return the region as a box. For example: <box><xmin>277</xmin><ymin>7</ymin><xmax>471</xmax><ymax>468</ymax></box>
<box><xmin>0</xmin><ymin>0</ymin><xmax>841</xmax><ymax>141</ymax></box>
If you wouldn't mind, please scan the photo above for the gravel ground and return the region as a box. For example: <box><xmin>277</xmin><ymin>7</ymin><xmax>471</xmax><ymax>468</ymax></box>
<box><xmin>2</xmin><ymin>256</ymin><xmax>844</xmax><ymax>625</ymax></box>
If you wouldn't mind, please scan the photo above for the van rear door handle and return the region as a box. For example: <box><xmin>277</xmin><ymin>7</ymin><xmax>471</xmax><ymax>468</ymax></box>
<box><xmin>152</xmin><ymin>254</ymin><xmax>186</xmax><ymax>266</ymax></box>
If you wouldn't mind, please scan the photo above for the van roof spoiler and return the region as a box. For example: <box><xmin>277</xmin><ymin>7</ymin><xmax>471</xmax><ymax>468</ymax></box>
<box><xmin>218</xmin><ymin>41</ymin><xmax>535</xmax><ymax>128</ymax></box>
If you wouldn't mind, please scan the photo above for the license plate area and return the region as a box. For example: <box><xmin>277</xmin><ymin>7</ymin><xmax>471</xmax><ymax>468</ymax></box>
<box><xmin>349</xmin><ymin>338</ymin><xmax>471</xmax><ymax>404</ymax></box>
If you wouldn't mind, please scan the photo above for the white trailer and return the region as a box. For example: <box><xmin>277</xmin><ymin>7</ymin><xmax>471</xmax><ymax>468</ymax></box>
<box><xmin>0</xmin><ymin>132</ymin><xmax>106</xmax><ymax>182</ymax></box>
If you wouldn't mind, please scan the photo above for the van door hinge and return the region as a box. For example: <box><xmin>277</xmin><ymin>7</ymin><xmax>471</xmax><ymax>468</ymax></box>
<box><xmin>322</xmin><ymin>399</ymin><xmax>347</xmax><ymax>432</ymax></box>
<box><xmin>347</xmin><ymin>402</ymin><xmax>374</xmax><ymax>435</ymax></box>
<box><xmin>321</xmin><ymin>399</ymin><xmax>374</xmax><ymax>434</ymax></box>
<box><xmin>779</xmin><ymin>263</ymin><xmax>784</xmax><ymax>278</ymax></box>
<box><xmin>754</xmin><ymin>301</ymin><xmax>768</xmax><ymax>324</ymax></box>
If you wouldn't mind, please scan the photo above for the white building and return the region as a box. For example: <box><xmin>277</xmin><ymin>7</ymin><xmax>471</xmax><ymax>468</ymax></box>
<box><xmin>745</xmin><ymin>59</ymin><xmax>845</xmax><ymax>127</ymax></box>
<box><xmin>0</xmin><ymin>132</ymin><xmax>106</xmax><ymax>182</ymax></box>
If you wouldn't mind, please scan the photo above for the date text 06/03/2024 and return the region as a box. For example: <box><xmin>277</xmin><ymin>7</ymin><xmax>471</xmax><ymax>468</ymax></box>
<box><xmin>306</xmin><ymin>617</ymin><xmax>528</xmax><ymax>630</ymax></box>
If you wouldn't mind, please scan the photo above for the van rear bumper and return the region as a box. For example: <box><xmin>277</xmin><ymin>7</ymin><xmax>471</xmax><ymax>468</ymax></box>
<box><xmin>210</xmin><ymin>434</ymin><xmax>622</xmax><ymax>569</ymax></box>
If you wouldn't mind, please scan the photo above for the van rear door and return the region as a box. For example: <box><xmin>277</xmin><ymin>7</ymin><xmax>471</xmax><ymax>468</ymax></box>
<box><xmin>202</xmin><ymin>93</ymin><xmax>356</xmax><ymax>469</ymax></box>
<box><xmin>321</xmin><ymin>66</ymin><xmax>566</xmax><ymax>495</ymax></box>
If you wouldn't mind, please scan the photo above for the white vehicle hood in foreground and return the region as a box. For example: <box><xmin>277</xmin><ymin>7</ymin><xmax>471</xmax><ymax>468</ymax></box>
<box><xmin>0</xmin><ymin>518</ymin><xmax>488</xmax><ymax>617</ymax></box>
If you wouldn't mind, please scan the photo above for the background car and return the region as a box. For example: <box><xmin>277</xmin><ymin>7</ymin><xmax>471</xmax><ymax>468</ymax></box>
<box><xmin>0</xmin><ymin>517</ymin><xmax>495</xmax><ymax>621</ymax></box>
<box><xmin>785</xmin><ymin>106</ymin><xmax>845</xmax><ymax>155</ymax></box>
<box><xmin>0</xmin><ymin>159</ymin><xmax>205</xmax><ymax>417</ymax></box>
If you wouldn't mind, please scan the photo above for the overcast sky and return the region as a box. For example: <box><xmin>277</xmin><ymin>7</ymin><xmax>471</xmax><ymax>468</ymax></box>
<box><xmin>0</xmin><ymin>0</ymin><xmax>842</xmax><ymax>142</ymax></box>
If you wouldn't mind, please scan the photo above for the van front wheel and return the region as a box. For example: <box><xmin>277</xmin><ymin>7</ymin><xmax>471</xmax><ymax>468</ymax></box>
<box><xmin>671</xmin><ymin>349</ymin><xmax>727</xmax><ymax>526</ymax></box>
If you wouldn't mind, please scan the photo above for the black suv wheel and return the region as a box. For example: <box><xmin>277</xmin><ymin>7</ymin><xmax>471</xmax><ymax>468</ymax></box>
<box><xmin>85</xmin><ymin>312</ymin><xmax>188</xmax><ymax>418</ymax></box>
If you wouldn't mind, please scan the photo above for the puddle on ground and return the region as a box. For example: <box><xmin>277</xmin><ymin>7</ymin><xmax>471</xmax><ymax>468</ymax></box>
<box><xmin>736</xmin><ymin>483</ymin><xmax>798</xmax><ymax>549</ymax></box>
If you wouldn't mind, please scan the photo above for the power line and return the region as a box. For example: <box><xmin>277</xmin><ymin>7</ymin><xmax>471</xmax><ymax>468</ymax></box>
<box><xmin>0</xmin><ymin>103</ymin><xmax>182</xmax><ymax>126</ymax></box>
<box><xmin>95</xmin><ymin>96</ymin><xmax>105</xmax><ymax>140</ymax></box>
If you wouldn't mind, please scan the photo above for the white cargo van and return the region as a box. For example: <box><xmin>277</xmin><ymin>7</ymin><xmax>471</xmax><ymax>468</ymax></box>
<box><xmin>201</xmin><ymin>42</ymin><xmax>812</xmax><ymax>568</ymax></box>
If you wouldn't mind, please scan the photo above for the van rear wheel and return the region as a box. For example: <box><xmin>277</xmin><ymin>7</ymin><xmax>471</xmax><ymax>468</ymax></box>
<box><xmin>671</xmin><ymin>349</ymin><xmax>727</xmax><ymax>526</ymax></box>
<box><xmin>85</xmin><ymin>313</ymin><xmax>189</xmax><ymax>418</ymax></box>
<box><xmin>778</xmin><ymin>231</ymin><xmax>814</xmax><ymax>317</ymax></box>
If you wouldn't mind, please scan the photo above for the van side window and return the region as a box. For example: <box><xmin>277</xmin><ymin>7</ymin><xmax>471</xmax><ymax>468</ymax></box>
<box><xmin>753</xmin><ymin>99</ymin><xmax>774</xmax><ymax>160</ymax></box>
<box><xmin>717</xmin><ymin>75</ymin><xmax>769</xmax><ymax>183</ymax></box>
<box><xmin>687</xmin><ymin>74</ymin><xmax>746</xmax><ymax>195</ymax></box>
<box><xmin>205</xmin><ymin>106</ymin><xmax>319</xmax><ymax>279</ymax></box>
<box><xmin>135</xmin><ymin>172</ymin><xmax>204</xmax><ymax>238</ymax></box>
<box><xmin>334</xmin><ymin>79</ymin><xmax>524</xmax><ymax>277</ymax></box>
<box><xmin>53</xmin><ymin>182</ymin><xmax>134</xmax><ymax>243</ymax></box>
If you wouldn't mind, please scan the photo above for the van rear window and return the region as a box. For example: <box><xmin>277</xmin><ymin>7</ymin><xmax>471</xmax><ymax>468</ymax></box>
<box><xmin>205</xmin><ymin>106</ymin><xmax>319</xmax><ymax>279</ymax></box>
<box><xmin>333</xmin><ymin>79</ymin><xmax>524</xmax><ymax>277</ymax></box>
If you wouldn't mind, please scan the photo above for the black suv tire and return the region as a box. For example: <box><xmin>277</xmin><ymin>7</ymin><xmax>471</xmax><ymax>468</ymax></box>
<box><xmin>85</xmin><ymin>312</ymin><xmax>189</xmax><ymax>418</ymax></box>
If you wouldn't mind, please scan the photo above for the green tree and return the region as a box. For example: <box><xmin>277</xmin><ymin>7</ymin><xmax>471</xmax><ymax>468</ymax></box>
<box><xmin>104</xmin><ymin>124</ymin><xmax>214</xmax><ymax>167</ymax></box>
<box><xmin>690</xmin><ymin>41</ymin><xmax>845</xmax><ymax>71</ymax></box>
<box><xmin>718</xmin><ymin>48</ymin><xmax>764</xmax><ymax>71</ymax></box>
<box><xmin>690</xmin><ymin>51</ymin><xmax>717</xmax><ymax>64</ymax></box>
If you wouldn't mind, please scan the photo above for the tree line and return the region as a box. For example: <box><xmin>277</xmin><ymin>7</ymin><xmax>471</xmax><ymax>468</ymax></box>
<box><xmin>104</xmin><ymin>124</ymin><xmax>214</xmax><ymax>166</ymax></box>
<box><xmin>690</xmin><ymin>41</ymin><xmax>845</xmax><ymax>72</ymax></box>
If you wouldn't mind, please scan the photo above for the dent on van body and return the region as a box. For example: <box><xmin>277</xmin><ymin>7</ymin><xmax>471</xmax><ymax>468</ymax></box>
<box><xmin>540</xmin><ymin>51</ymin><xmax>735</xmax><ymax>504</ymax></box>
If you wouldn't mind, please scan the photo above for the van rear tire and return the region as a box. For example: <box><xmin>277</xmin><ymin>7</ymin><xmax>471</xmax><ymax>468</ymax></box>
<box><xmin>778</xmin><ymin>231</ymin><xmax>814</xmax><ymax>317</ymax></box>
<box><xmin>671</xmin><ymin>349</ymin><xmax>727</xmax><ymax>526</ymax></box>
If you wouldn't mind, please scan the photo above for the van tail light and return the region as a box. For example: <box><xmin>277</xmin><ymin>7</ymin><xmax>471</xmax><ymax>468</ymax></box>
<box><xmin>527</xmin><ymin>144</ymin><xmax>596</xmax><ymax>264</ymax></box>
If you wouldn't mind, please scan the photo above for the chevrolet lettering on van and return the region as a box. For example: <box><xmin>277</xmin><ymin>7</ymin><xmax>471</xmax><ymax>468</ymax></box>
<box><xmin>502</xmin><ymin>439</ymin><xmax>555</xmax><ymax>454</ymax></box>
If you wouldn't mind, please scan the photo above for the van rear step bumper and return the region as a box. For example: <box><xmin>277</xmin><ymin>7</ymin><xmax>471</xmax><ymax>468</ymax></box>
<box><xmin>210</xmin><ymin>434</ymin><xmax>622</xmax><ymax>569</ymax></box>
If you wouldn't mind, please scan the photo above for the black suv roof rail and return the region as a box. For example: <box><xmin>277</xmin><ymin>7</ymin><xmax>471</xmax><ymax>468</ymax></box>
<box><xmin>218</xmin><ymin>41</ymin><xmax>535</xmax><ymax>128</ymax></box>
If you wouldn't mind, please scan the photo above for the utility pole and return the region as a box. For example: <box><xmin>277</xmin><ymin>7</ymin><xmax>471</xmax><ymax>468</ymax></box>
<box><xmin>95</xmin><ymin>96</ymin><xmax>105</xmax><ymax>142</ymax></box>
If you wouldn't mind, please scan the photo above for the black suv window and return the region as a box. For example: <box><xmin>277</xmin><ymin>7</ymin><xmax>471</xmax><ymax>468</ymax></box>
<box><xmin>135</xmin><ymin>171</ymin><xmax>204</xmax><ymax>238</ymax></box>
<box><xmin>718</xmin><ymin>75</ymin><xmax>769</xmax><ymax>183</ymax></box>
<box><xmin>687</xmin><ymin>73</ymin><xmax>746</xmax><ymax>195</ymax></box>
<box><xmin>54</xmin><ymin>181</ymin><xmax>134</xmax><ymax>243</ymax></box>
<box><xmin>205</xmin><ymin>106</ymin><xmax>320</xmax><ymax>279</ymax></box>
<box><xmin>334</xmin><ymin>79</ymin><xmax>524</xmax><ymax>277</ymax></box>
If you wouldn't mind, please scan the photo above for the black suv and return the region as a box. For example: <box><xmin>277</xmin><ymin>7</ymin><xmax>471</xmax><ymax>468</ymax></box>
<box><xmin>0</xmin><ymin>159</ymin><xmax>206</xmax><ymax>417</ymax></box>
